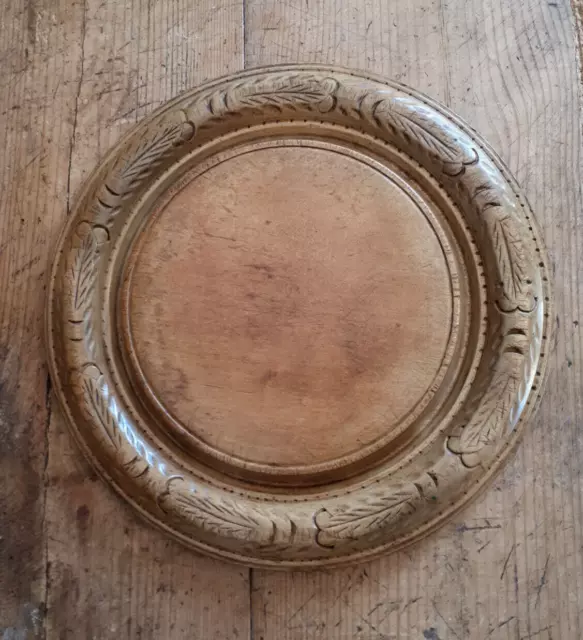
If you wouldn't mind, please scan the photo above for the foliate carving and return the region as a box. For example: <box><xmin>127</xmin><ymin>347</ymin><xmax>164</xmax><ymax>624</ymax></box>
<box><xmin>354</xmin><ymin>93</ymin><xmax>477</xmax><ymax>173</ymax></box>
<box><xmin>315</xmin><ymin>485</ymin><xmax>420</xmax><ymax>547</ymax></box>
<box><xmin>447</xmin><ymin>304</ymin><xmax>542</xmax><ymax>468</ymax></box>
<box><xmin>158</xmin><ymin>478</ymin><xmax>310</xmax><ymax>553</ymax></box>
<box><xmin>47</xmin><ymin>66</ymin><xmax>550</xmax><ymax>567</ymax></box>
<box><xmin>447</xmin><ymin>365</ymin><xmax>520</xmax><ymax>467</ymax></box>
<box><xmin>65</xmin><ymin>222</ymin><xmax>108</xmax><ymax>359</ymax></box>
<box><xmin>197</xmin><ymin>73</ymin><xmax>340</xmax><ymax>116</ymax></box>
<box><xmin>98</xmin><ymin>122</ymin><xmax>194</xmax><ymax>221</ymax></box>
<box><xmin>489</xmin><ymin>212</ymin><xmax>535</xmax><ymax>312</ymax></box>
<box><xmin>169</xmin><ymin>488</ymin><xmax>268</xmax><ymax>542</ymax></box>
<box><xmin>70</xmin><ymin>228</ymin><xmax>99</xmax><ymax>315</ymax></box>
<box><xmin>75</xmin><ymin>364</ymin><xmax>122</xmax><ymax>449</ymax></box>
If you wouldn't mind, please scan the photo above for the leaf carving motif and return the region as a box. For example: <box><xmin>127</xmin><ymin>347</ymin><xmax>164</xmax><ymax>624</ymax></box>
<box><xmin>71</xmin><ymin>231</ymin><xmax>97</xmax><ymax>313</ymax></box>
<box><xmin>172</xmin><ymin>491</ymin><xmax>264</xmax><ymax>541</ymax></box>
<box><xmin>350</xmin><ymin>94</ymin><xmax>477</xmax><ymax>173</ymax></box>
<box><xmin>76</xmin><ymin>365</ymin><xmax>121</xmax><ymax>448</ymax></box>
<box><xmin>91</xmin><ymin>121</ymin><xmax>194</xmax><ymax>226</ymax></box>
<box><xmin>447</xmin><ymin>307</ymin><xmax>542</xmax><ymax>467</ymax></box>
<box><xmin>68</xmin><ymin>224</ymin><xmax>108</xmax><ymax>358</ymax></box>
<box><xmin>315</xmin><ymin>486</ymin><xmax>419</xmax><ymax>546</ymax></box>
<box><xmin>69</xmin><ymin>224</ymin><xmax>104</xmax><ymax>315</ymax></box>
<box><xmin>376</xmin><ymin>101</ymin><xmax>472</xmax><ymax>163</ymax></box>
<box><xmin>196</xmin><ymin>73</ymin><xmax>339</xmax><ymax>120</ymax></box>
<box><xmin>489</xmin><ymin>214</ymin><xmax>533</xmax><ymax>311</ymax></box>
<box><xmin>448</xmin><ymin>373</ymin><xmax>518</xmax><ymax>459</ymax></box>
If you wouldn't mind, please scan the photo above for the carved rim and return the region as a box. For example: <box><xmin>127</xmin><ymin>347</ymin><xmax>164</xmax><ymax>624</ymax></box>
<box><xmin>46</xmin><ymin>65</ymin><xmax>552</xmax><ymax>568</ymax></box>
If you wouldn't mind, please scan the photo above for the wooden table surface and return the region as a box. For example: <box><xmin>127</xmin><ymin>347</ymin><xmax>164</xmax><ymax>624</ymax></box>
<box><xmin>1</xmin><ymin>0</ymin><xmax>582</xmax><ymax>638</ymax></box>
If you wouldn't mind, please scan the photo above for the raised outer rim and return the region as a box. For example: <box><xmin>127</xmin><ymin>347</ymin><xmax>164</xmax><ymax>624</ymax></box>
<box><xmin>46</xmin><ymin>64</ymin><xmax>552</xmax><ymax>568</ymax></box>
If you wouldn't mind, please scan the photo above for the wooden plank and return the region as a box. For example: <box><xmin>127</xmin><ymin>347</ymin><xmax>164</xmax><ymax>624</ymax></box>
<box><xmin>0</xmin><ymin>0</ymin><xmax>73</xmax><ymax>634</ymax></box>
<box><xmin>45</xmin><ymin>410</ymin><xmax>251</xmax><ymax>639</ymax></box>
<box><xmin>42</xmin><ymin>0</ymin><xmax>248</xmax><ymax>637</ymax></box>
<box><xmin>245</xmin><ymin>1</ymin><xmax>583</xmax><ymax>638</ymax></box>
<box><xmin>1</xmin><ymin>0</ymin><xmax>582</xmax><ymax>637</ymax></box>
<box><xmin>0</xmin><ymin>0</ymin><xmax>247</xmax><ymax>637</ymax></box>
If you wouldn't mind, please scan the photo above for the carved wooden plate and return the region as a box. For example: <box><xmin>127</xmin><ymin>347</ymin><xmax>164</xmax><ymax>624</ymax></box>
<box><xmin>47</xmin><ymin>65</ymin><xmax>551</xmax><ymax>568</ymax></box>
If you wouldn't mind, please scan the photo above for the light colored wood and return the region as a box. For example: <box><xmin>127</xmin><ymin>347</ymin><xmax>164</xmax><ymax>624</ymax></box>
<box><xmin>0</xmin><ymin>0</ymin><xmax>581</xmax><ymax>636</ymax></box>
<box><xmin>45</xmin><ymin>410</ymin><xmax>251</xmax><ymax>639</ymax></box>
<box><xmin>0</xmin><ymin>0</ymin><xmax>58</xmax><ymax>634</ymax></box>
<box><xmin>41</xmin><ymin>0</ymin><xmax>250</xmax><ymax>635</ymax></box>
<box><xmin>127</xmin><ymin>144</ymin><xmax>454</xmax><ymax>470</ymax></box>
<box><xmin>47</xmin><ymin>65</ymin><xmax>549</xmax><ymax>567</ymax></box>
<box><xmin>245</xmin><ymin>0</ymin><xmax>583</xmax><ymax>638</ymax></box>
<box><xmin>0</xmin><ymin>0</ymin><xmax>250</xmax><ymax>637</ymax></box>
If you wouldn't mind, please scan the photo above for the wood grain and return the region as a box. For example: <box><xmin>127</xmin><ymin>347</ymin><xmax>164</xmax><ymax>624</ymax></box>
<box><xmin>41</xmin><ymin>0</ymin><xmax>250</xmax><ymax>635</ymax></box>
<box><xmin>125</xmin><ymin>143</ymin><xmax>454</xmax><ymax>469</ymax></box>
<box><xmin>45</xmin><ymin>410</ymin><xmax>251</xmax><ymax>639</ymax></box>
<box><xmin>0</xmin><ymin>0</ymin><xmax>72</xmax><ymax>634</ymax></box>
<box><xmin>245</xmin><ymin>0</ymin><xmax>583</xmax><ymax>638</ymax></box>
<box><xmin>0</xmin><ymin>0</ymin><xmax>581</xmax><ymax>637</ymax></box>
<box><xmin>0</xmin><ymin>0</ymin><xmax>249</xmax><ymax>637</ymax></box>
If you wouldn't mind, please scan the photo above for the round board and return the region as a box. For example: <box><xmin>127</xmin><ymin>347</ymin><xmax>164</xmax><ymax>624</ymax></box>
<box><xmin>47</xmin><ymin>66</ymin><xmax>551</xmax><ymax>568</ymax></box>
